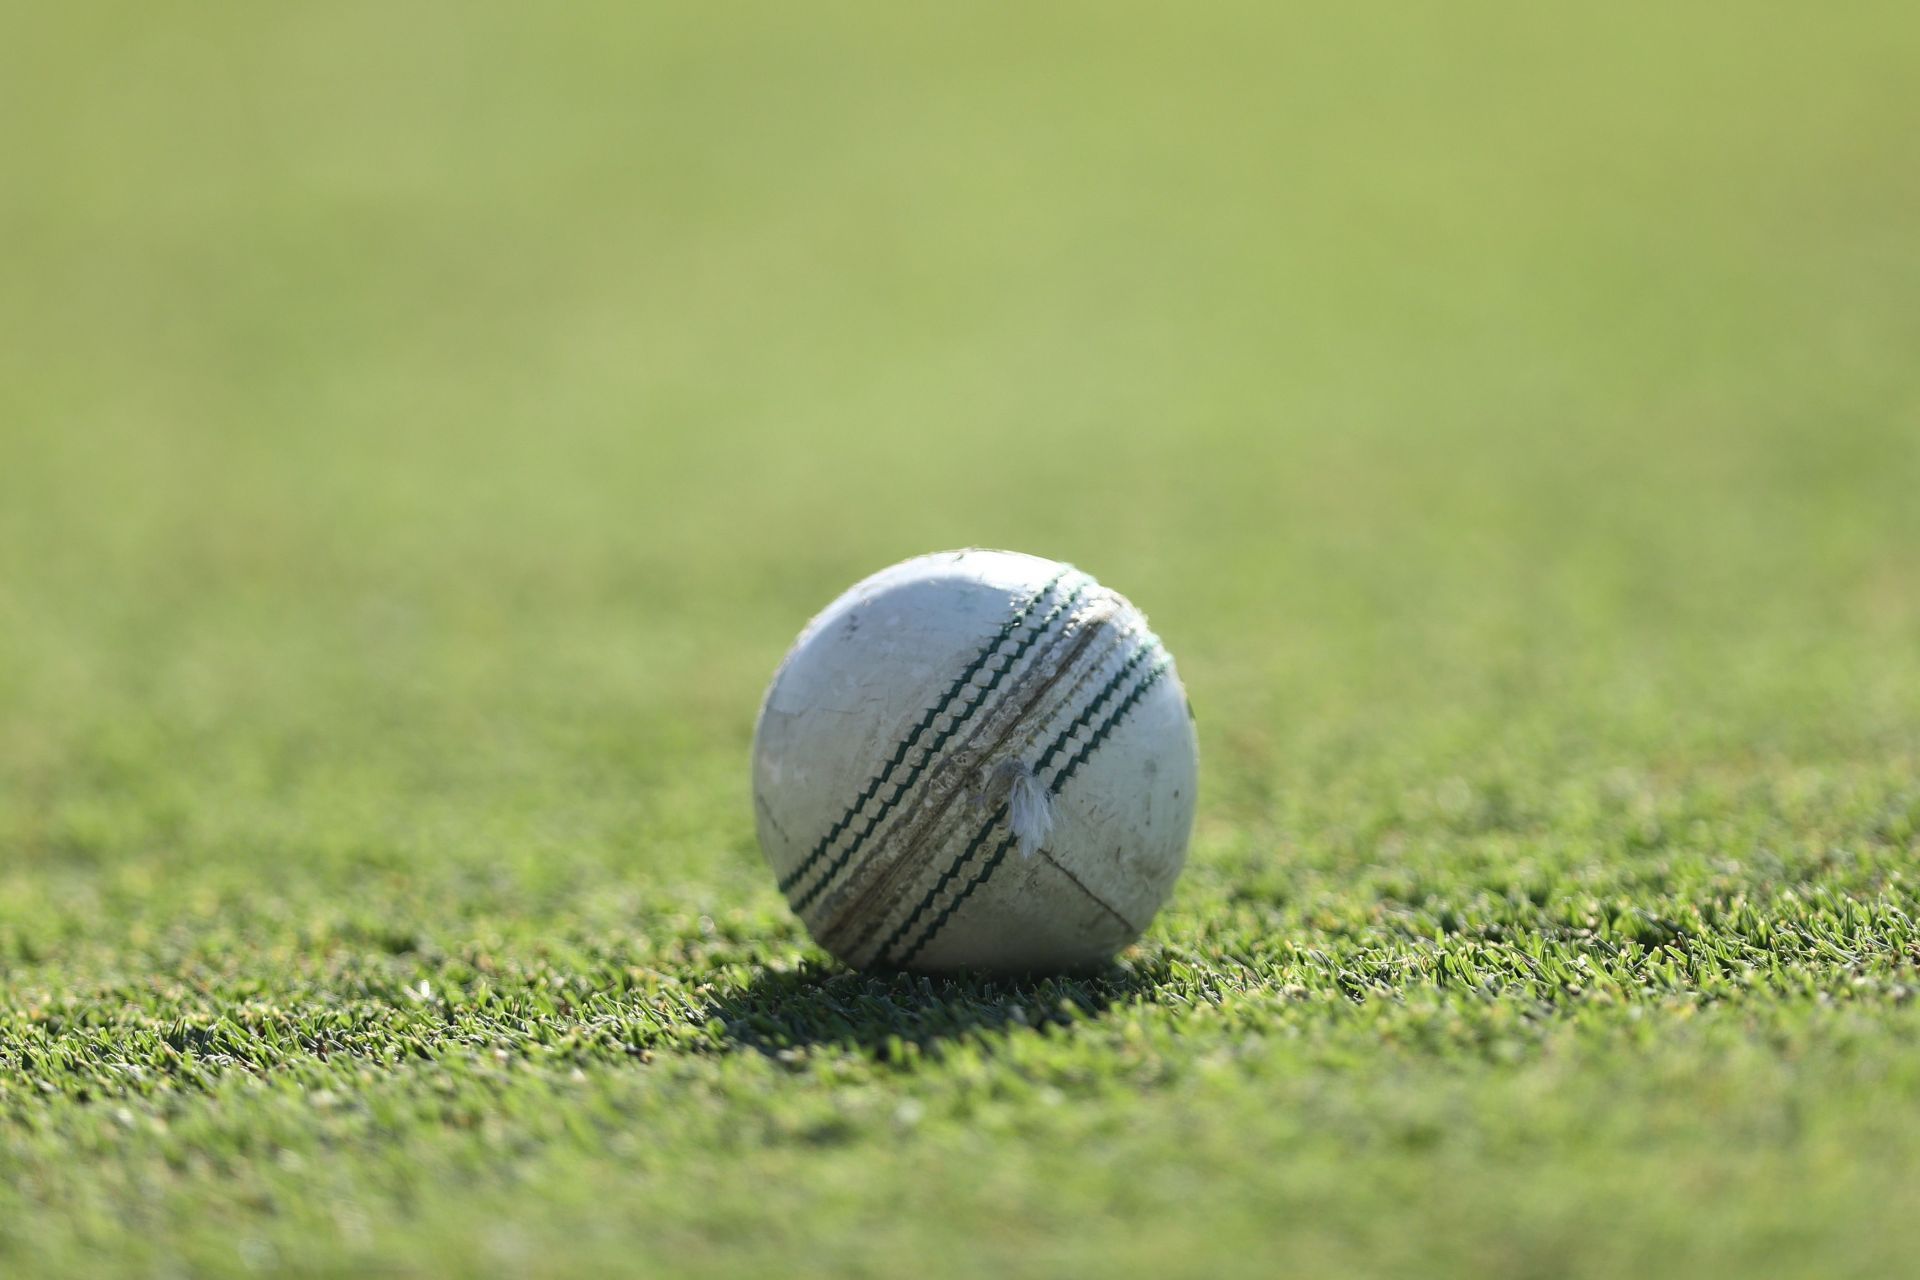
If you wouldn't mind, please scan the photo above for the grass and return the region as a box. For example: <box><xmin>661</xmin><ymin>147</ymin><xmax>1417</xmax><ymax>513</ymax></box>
<box><xmin>3</xmin><ymin>2</ymin><xmax>1920</xmax><ymax>1275</ymax></box>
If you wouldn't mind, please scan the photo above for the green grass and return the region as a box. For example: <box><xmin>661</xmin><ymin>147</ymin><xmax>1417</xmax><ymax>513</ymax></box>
<box><xmin>4</xmin><ymin>3</ymin><xmax>1920</xmax><ymax>1275</ymax></box>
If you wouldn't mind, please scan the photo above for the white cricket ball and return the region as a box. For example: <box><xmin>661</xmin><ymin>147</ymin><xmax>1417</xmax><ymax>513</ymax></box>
<box><xmin>752</xmin><ymin>549</ymin><xmax>1198</xmax><ymax>974</ymax></box>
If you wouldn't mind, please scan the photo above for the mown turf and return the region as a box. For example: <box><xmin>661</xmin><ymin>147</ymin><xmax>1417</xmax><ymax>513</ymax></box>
<box><xmin>4</xmin><ymin>4</ymin><xmax>1920</xmax><ymax>1277</ymax></box>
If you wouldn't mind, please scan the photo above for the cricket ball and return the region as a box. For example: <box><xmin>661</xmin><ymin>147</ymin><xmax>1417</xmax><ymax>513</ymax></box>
<box><xmin>751</xmin><ymin>549</ymin><xmax>1198</xmax><ymax>974</ymax></box>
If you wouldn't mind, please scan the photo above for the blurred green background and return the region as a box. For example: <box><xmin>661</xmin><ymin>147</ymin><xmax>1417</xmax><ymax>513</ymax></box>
<box><xmin>3</xmin><ymin>4</ymin><xmax>1919</xmax><ymax>1277</ymax></box>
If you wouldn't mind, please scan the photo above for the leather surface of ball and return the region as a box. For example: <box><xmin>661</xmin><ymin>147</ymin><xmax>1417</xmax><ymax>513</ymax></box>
<box><xmin>752</xmin><ymin>549</ymin><xmax>1198</xmax><ymax>974</ymax></box>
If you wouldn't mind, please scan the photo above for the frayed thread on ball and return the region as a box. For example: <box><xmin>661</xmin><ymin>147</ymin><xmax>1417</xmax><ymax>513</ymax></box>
<box><xmin>1006</xmin><ymin>762</ymin><xmax>1055</xmax><ymax>857</ymax></box>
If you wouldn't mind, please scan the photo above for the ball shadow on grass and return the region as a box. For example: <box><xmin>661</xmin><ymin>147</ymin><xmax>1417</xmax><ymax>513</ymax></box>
<box><xmin>701</xmin><ymin>955</ymin><xmax>1176</xmax><ymax>1062</ymax></box>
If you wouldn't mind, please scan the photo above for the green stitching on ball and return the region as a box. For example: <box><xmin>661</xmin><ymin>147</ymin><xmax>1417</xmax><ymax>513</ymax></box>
<box><xmin>881</xmin><ymin>649</ymin><xmax>1174</xmax><ymax>967</ymax></box>
<box><xmin>783</xmin><ymin>574</ymin><xmax>1090</xmax><ymax>911</ymax></box>
<box><xmin>774</xmin><ymin>570</ymin><xmax>1068</xmax><ymax>896</ymax></box>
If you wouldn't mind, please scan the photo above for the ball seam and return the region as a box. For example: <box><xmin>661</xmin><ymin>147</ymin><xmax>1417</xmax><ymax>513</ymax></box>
<box><xmin>779</xmin><ymin>571</ymin><xmax>1088</xmax><ymax>909</ymax></box>
<box><xmin>875</xmin><ymin>645</ymin><xmax>1174</xmax><ymax>967</ymax></box>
